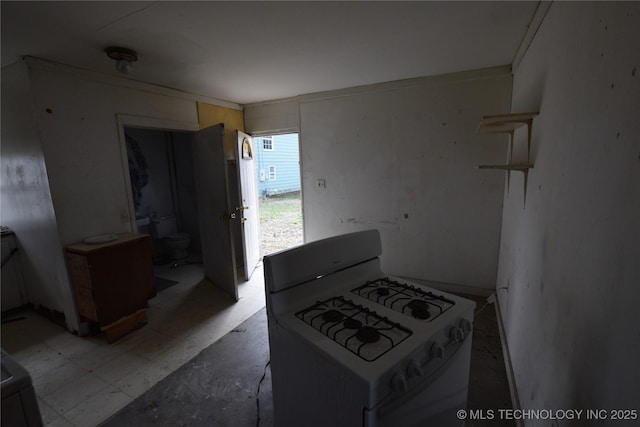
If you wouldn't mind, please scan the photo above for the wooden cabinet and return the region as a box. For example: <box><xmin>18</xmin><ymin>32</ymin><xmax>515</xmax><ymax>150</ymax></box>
<box><xmin>65</xmin><ymin>233</ymin><xmax>155</xmax><ymax>342</ymax></box>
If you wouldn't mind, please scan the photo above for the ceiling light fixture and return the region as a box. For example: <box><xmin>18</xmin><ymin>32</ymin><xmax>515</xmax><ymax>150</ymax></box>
<box><xmin>105</xmin><ymin>46</ymin><xmax>138</xmax><ymax>74</ymax></box>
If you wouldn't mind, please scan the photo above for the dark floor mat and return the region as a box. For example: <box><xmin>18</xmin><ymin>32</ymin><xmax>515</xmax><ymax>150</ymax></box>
<box><xmin>100</xmin><ymin>309</ymin><xmax>273</xmax><ymax>427</ymax></box>
<box><xmin>154</xmin><ymin>277</ymin><xmax>179</xmax><ymax>293</ymax></box>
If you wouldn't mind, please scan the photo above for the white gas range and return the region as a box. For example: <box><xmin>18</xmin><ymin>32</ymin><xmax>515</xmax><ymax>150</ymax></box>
<box><xmin>264</xmin><ymin>229</ymin><xmax>475</xmax><ymax>427</ymax></box>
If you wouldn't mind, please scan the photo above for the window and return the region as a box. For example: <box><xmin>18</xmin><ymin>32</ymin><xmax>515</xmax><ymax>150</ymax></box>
<box><xmin>262</xmin><ymin>136</ymin><xmax>273</xmax><ymax>151</ymax></box>
<box><xmin>268</xmin><ymin>165</ymin><xmax>277</xmax><ymax>180</ymax></box>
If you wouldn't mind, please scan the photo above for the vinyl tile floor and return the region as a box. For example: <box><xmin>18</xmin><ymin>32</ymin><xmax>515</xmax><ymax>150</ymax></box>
<box><xmin>101</xmin><ymin>292</ymin><xmax>514</xmax><ymax>427</ymax></box>
<box><xmin>2</xmin><ymin>264</ymin><xmax>513</xmax><ymax>427</ymax></box>
<box><xmin>1</xmin><ymin>261</ymin><xmax>267</xmax><ymax>427</ymax></box>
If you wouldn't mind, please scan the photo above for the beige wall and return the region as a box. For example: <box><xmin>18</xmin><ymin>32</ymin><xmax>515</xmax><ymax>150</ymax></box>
<box><xmin>197</xmin><ymin>102</ymin><xmax>244</xmax><ymax>159</ymax></box>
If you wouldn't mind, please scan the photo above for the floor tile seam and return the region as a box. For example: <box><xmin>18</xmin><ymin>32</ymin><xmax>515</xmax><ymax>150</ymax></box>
<box><xmin>46</xmin><ymin>415</ymin><xmax>81</xmax><ymax>427</ymax></box>
<box><xmin>110</xmin><ymin>373</ymin><xmax>157</xmax><ymax>400</ymax></box>
<box><xmin>32</xmin><ymin>362</ymin><xmax>94</xmax><ymax>398</ymax></box>
<box><xmin>38</xmin><ymin>396</ymin><xmax>84</xmax><ymax>427</ymax></box>
<box><xmin>8</xmin><ymin>337</ymin><xmax>58</xmax><ymax>356</ymax></box>
<box><xmin>235</xmin><ymin>305</ymin><xmax>268</xmax><ymax>321</ymax></box>
<box><xmin>35</xmin><ymin>370</ymin><xmax>105</xmax><ymax>401</ymax></box>
<box><xmin>238</xmin><ymin>294</ymin><xmax>267</xmax><ymax>304</ymax></box>
<box><xmin>67</xmin><ymin>337</ymin><xmax>139</xmax><ymax>364</ymax></box>
<box><xmin>128</xmin><ymin>338</ymin><xmax>189</xmax><ymax>364</ymax></box>
<box><xmin>62</xmin><ymin>385</ymin><xmax>133</xmax><ymax>426</ymax></box>
<box><xmin>143</xmin><ymin>314</ymin><xmax>215</xmax><ymax>338</ymax></box>
<box><xmin>149</xmin><ymin>325</ymin><xmax>238</xmax><ymax>365</ymax></box>
<box><xmin>179</xmin><ymin>301</ymin><xmax>236</xmax><ymax>318</ymax></box>
<box><xmin>111</xmin><ymin>360</ymin><xmax>174</xmax><ymax>396</ymax></box>
<box><xmin>40</xmin><ymin>374</ymin><xmax>113</xmax><ymax>417</ymax></box>
<box><xmin>140</xmin><ymin>323</ymin><xmax>187</xmax><ymax>340</ymax></box>
<box><xmin>90</xmin><ymin>352</ymin><xmax>152</xmax><ymax>384</ymax></box>
<box><xmin>145</xmin><ymin>338</ymin><xmax>206</xmax><ymax>364</ymax></box>
<box><xmin>128</xmin><ymin>337</ymin><xmax>175</xmax><ymax>356</ymax></box>
<box><xmin>23</xmin><ymin>344</ymin><xmax>74</xmax><ymax>383</ymax></box>
<box><xmin>47</xmin><ymin>343</ymin><xmax>119</xmax><ymax>364</ymax></box>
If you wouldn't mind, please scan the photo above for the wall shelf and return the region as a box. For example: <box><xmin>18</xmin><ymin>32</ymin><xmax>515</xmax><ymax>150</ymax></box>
<box><xmin>477</xmin><ymin>112</ymin><xmax>538</xmax><ymax>163</ymax></box>
<box><xmin>476</xmin><ymin>112</ymin><xmax>538</xmax><ymax>206</ymax></box>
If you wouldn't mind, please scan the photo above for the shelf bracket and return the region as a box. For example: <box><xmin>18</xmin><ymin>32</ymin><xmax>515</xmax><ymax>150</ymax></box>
<box><xmin>477</xmin><ymin>164</ymin><xmax>533</xmax><ymax>207</ymax></box>
<box><xmin>525</xmin><ymin>119</ymin><xmax>533</xmax><ymax>163</ymax></box>
<box><xmin>507</xmin><ymin>130</ymin><xmax>514</xmax><ymax>193</ymax></box>
<box><xmin>522</xmin><ymin>168</ymin><xmax>529</xmax><ymax>208</ymax></box>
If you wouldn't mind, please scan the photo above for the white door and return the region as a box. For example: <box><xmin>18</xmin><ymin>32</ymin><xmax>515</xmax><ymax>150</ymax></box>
<box><xmin>236</xmin><ymin>131</ymin><xmax>261</xmax><ymax>280</ymax></box>
<box><xmin>193</xmin><ymin>124</ymin><xmax>238</xmax><ymax>300</ymax></box>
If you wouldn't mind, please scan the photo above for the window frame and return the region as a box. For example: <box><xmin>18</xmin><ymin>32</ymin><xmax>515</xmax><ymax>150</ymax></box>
<box><xmin>262</xmin><ymin>136</ymin><xmax>274</xmax><ymax>151</ymax></box>
<box><xmin>268</xmin><ymin>164</ymin><xmax>277</xmax><ymax>180</ymax></box>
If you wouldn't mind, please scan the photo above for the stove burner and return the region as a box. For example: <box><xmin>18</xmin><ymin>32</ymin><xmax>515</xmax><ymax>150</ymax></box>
<box><xmin>407</xmin><ymin>300</ymin><xmax>430</xmax><ymax>319</ymax></box>
<box><xmin>343</xmin><ymin>318</ymin><xmax>362</xmax><ymax>329</ymax></box>
<box><xmin>295</xmin><ymin>296</ymin><xmax>412</xmax><ymax>362</ymax></box>
<box><xmin>356</xmin><ymin>326</ymin><xmax>381</xmax><ymax>343</ymax></box>
<box><xmin>375</xmin><ymin>288</ymin><xmax>390</xmax><ymax>296</ymax></box>
<box><xmin>352</xmin><ymin>278</ymin><xmax>455</xmax><ymax>321</ymax></box>
<box><xmin>322</xmin><ymin>309</ymin><xmax>345</xmax><ymax>323</ymax></box>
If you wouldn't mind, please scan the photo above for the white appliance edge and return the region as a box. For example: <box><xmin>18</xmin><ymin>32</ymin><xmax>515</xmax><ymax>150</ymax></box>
<box><xmin>264</xmin><ymin>230</ymin><xmax>475</xmax><ymax>427</ymax></box>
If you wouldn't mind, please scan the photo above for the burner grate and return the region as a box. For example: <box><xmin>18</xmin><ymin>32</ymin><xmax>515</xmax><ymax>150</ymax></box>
<box><xmin>352</xmin><ymin>278</ymin><xmax>455</xmax><ymax>321</ymax></box>
<box><xmin>296</xmin><ymin>296</ymin><xmax>412</xmax><ymax>362</ymax></box>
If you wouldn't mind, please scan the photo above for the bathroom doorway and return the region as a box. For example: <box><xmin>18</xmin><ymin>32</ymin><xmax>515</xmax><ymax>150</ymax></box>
<box><xmin>120</xmin><ymin>117</ymin><xmax>247</xmax><ymax>301</ymax></box>
<box><xmin>124</xmin><ymin>127</ymin><xmax>203</xmax><ymax>266</ymax></box>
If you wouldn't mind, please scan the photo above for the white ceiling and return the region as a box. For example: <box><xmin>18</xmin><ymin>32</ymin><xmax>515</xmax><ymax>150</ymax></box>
<box><xmin>1</xmin><ymin>1</ymin><xmax>539</xmax><ymax>105</ymax></box>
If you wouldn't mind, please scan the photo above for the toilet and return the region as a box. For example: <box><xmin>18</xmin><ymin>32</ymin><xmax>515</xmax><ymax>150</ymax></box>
<box><xmin>150</xmin><ymin>215</ymin><xmax>191</xmax><ymax>260</ymax></box>
<box><xmin>135</xmin><ymin>216</ymin><xmax>151</xmax><ymax>234</ymax></box>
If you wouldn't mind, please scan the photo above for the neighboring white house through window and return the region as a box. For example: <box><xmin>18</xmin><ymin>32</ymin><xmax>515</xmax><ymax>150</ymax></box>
<box><xmin>263</xmin><ymin>136</ymin><xmax>274</xmax><ymax>151</ymax></box>
<box><xmin>268</xmin><ymin>165</ymin><xmax>277</xmax><ymax>180</ymax></box>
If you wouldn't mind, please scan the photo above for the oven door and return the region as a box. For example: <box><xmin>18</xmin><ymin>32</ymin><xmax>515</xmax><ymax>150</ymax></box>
<box><xmin>364</xmin><ymin>336</ymin><xmax>472</xmax><ymax>427</ymax></box>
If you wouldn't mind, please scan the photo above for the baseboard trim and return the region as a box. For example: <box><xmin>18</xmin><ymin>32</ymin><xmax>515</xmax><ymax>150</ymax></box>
<box><xmin>494</xmin><ymin>295</ymin><xmax>523</xmax><ymax>427</ymax></box>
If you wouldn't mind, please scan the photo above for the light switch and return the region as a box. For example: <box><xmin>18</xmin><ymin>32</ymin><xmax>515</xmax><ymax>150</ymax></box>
<box><xmin>316</xmin><ymin>179</ymin><xmax>326</xmax><ymax>189</ymax></box>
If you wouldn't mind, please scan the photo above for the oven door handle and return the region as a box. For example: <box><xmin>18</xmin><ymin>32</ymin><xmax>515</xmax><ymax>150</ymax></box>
<box><xmin>373</xmin><ymin>334</ymin><xmax>468</xmax><ymax>419</ymax></box>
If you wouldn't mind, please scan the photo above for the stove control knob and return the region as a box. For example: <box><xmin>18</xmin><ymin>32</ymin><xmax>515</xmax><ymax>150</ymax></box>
<box><xmin>450</xmin><ymin>327</ymin><xmax>465</xmax><ymax>342</ymax></box>
<box><xmin>390</xmin><ymin>373</ymin><xmax>408</xmax><ymax>392</ymax></box>
<box><xmin>460</xmin><ymin>319</ymin><xmax>472</xmax><ymax>334</ymax></box>
<box><xmin>430</xmin><ymin>342</ymin><xmax>445</xmax><ymax>359</ymax></box>
<box><xmin>407</xmin><ymin>359</ymin><xmax>423</xmax><ymax>378</ymax></box>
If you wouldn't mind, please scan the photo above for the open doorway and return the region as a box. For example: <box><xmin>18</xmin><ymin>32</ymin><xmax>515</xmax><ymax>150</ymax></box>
<box><xmin>253</xmin><ymin>133</ymin><xmax>303</xmax><ymax>255</ymax></box>
<box><xmin>123</xmin><ymin>124</ymin><xmax>240</xmax><ymax>301</ymax></box>
<box><xmin>124</xmin><ymin>127</ymin><xmax>203</xmax><ymax>267</ymax></box>
<box><xmin>123</xmin><ymin>126</ymin><xmax>210</xmax><ymax>303</ymax></box>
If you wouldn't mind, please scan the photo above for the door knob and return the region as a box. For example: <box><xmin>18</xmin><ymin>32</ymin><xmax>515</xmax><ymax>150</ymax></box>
<box><xmin>221</xmin><ymin>213</ymin><xmax>237</xmax><ymax>221</ymax></box>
